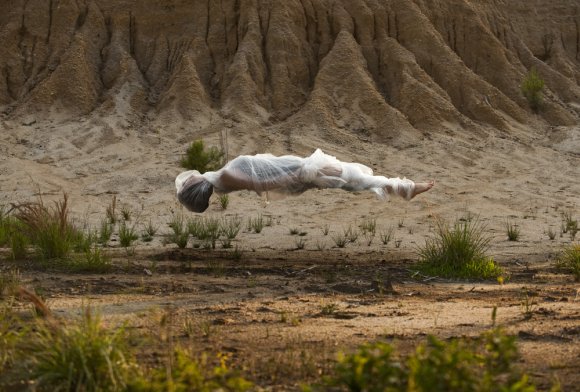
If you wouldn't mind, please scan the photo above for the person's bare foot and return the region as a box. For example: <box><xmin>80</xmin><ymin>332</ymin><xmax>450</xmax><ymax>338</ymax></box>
<box><xmin>410</xmin><ymin>180</ymin><xmax>434</xmax><ymax>199</ymax></box>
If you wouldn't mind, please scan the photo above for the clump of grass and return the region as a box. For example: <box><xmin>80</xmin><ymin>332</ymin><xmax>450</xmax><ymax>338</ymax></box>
<box><xmin>221</xmin><ymin>215</ymin><xmax>241</xmax><ymax>239</ymax></box>
<box><xmin>320</xmin><ymin>303</ymin><xmax>338</xmax><ymax>316</ymax></box>
<box><xmin>98</xmin><ymin>219</ymin><xmax>113</xmax><ymax>245</ymax></box>
<box><xmin>556</xmin><ymin>244</ymin><xmax>580</xmax><ymax>281</ymax></box>
<box><xmin>344</xmin><ymin>225</ymin><xmax>359</xmax><ymax>243</ymax></box>
<box><xmin>248</xmin><ymin>214</ymin><xmax>264</xmax><ymax>234</ymax></box>
<box><xmin>318</xmin><ymin>327</ymin><xmax>534</xmax><ymax>392</ymax></box>
<box><xmin>106</xmin><ymin>195</ymin><xmax>117</xmax><ymax>224</ymax></box>
<box><xmin>295</xmin><ymin>238</ymin><xmax>307</xmax><ymax>250</ymax></box>
<box><xmin>416</xmin><ymin>219</ymin><xmax>503</xmax><ymax>279</ymax></box>
<box><xmin>380</xmin><ymin>227</ymin><xmax>394</xmax><ymax>246</ymax></box>
<box><xmin>321</xmin><ymin>224</ymin><xmax>330</xmax><ymax>236</ymax></box>
<box><xmin>218</xmin><ymin>194</ymin><xmax>230</xmax><ymax>210</ymax></box>
<box><xmin>118</xmin><ymin>221</ymin><xmax>138</xmax><ymax>248</ymax></box>
<box><xmin>166</xmin><ymin>213</ymin><xmax>188</xmax><ymax>249</ymax></box>
<box><xmin>180</xmin><ymin>139</ymin><xmax>225</xmax><ymax>172</ymax></box>
<box><xmin>68</xmin><ymin>247</ymin><xmax>112</xmax><ymax>273</ymax></box>
<box><xmin>141</xmin><ymin>219</ymin><xmax>157</xmax><ymax>242</ymax></box>
<box><xmin>332</xmin><ymin>233</ymin><xmax>348</xmax><ymax>248</ymax></box>
<box><xmin>359</xmin><ymin>217</ymin><xmax>377</xmax><ymax>235</ymax></box>
<box><xmin>289</xmin><ymin>227</ymin><xmax>300</xmax><ymax>235</ymax></box>
<box><xmin>363</xmin><ymin>232</ymin><xmax>375</xmax><ymax>246</ymax></box>
<box><xmin>520</xmin><ymin>289</ymin><xmax>537</xmax><ymax>320</ymax></box>
<box><xmin>120</xmin><ymin>205</ymin><xmax>132</xmax><ymax>221</ymax></box>
<box><xmin>0</xmin><ymin>213</ymin><xmax>29</xmax><ymax>260</ymax></box>
<box><xmin>12</xmin><ymin>194</ymin><xmax>84</xmax><ymax>260</ymax></box>
<box><xmin>505</xmin><ymin>220</ymin><xmax>520</xmax><ymax>241</ymax></box>
<box><xmin>29</xmin><ymin>308</ymin><xmax>136</xmax><ymax>391</ymax></box>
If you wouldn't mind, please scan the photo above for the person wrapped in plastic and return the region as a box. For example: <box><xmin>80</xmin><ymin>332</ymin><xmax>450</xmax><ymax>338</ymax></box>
<box><xmin>175</xmin><ymin>149</ymin><xmax>434</xmax><ymax>213</ymax></box>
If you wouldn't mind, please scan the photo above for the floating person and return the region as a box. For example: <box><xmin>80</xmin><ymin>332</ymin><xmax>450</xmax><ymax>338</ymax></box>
<box><xmin>175</xmin><ymin>149</ymin><xmax>434</xmax><ymax>213</ymax></box>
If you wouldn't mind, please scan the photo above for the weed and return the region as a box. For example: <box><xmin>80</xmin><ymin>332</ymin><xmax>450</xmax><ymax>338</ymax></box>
<box><xmin>99</xmin><ymin>219</ymin><xmax>113</xmax><ymax>245</ymax></box>
<box><xmin>556</xmin><ymin>244</ymin><xmax>580</xmax><ymax>281</ymax></box>
<box><xmin>363</xmin><ymin>232</ymin><xmax>375</xmax><ymax>246</ymax></box>
<box><xmin>166</xmin><ymin>213</ymin><xmax>189</xmax><ymax>249</ymax></box>
<box><xmin>120</xmin><ymin>205</ymin><xmax>132</xmax><ymax>221</ymax></box>
<box><xmin>221</xmin><ymin>216</ymin><xmax>242</xmax><ymax>239</ymax></box>
<box><xmin>546</xmin><ymin>227</ymin><xmax>557</xmax><ymax>241</ymax></box>
<box><xmin>12</xmin><ymin>194</ymin><xmax>83</xmax><ymax>260</ymax></box>
<box><xmin>289</xmin><ymin>227</ymin><xmax>300</xmax><ymax>235</ymax></box>
<box><xmin>359</xmin><ymin>218</ymin><xmax>377</xmax><ymax>235</ymax></box>
<box><xmin>248</xmin><ymin>214</ymin><xmax>264</xmax><ymax>233</ymax></box>
<box><xmin>395</xmin><ymin>239</ymin><xmax>402</xmax><ymax>248</ymax></box>
<box><xmin>29</xmin><ymin>308</ymin><xmax>136</xmax><ymax>391</ymax></box>
<box><xmin>398</xmin><ymin>218</ymin><xmax>405</xmax><ymax>228</ymax></box>
<box><xmin>344</xmin><ymin>226</ymin><xmax>359</xmax><ymax>243</ymax></box>
<box><xmin>141</xmin><ymin>219</ymin><xmax>157</xmax><ymax>242</ymax></box>
<box><xmin>180</xmin><ymin>139</ymin><xmax>225</xmax><ymax>172</ymax></box>
<box><xmin>380</xmin><ymin>227</ymin><xmax>394</xmax><ymax>246</ymax></box>
<box><xmin>521</xmin><ymin>67</ymin><xmax>544</xmax><ymax>112</ymax></box>
<box><xmin>416</xmin><ymin>219</ymin><xmax>503</xmax><ymax>279</ymax></box>
<box><xmin>332</xmin><ymin>233</ymin><xmax>348</xmax><ymax>248</ymax></box>
<box><xmin>315</xmin><ymin>240</ymin><xmax>327</xmax><ymax>251</ymax></box>
<box><xmin>408</xmin><ymin>226</ymin><xmax>415</xmax><ymax>235</ymax></box>
<box><xmin>218</xmin><ymin>194</ymin><xmax>230</xmax><ymax>210</ymax></box>
<box><xmin>106</xmin><ymin>195</ymin><xmax>117</xmax><ymax>224</ymax></box>
<box><xmin>506</xmin><ymin>220</ymin><xmax>520</xmax><ymax>241</ymax></box>
<box><xmin>119</xmin><ymin>221</ymin><xmax>138</xmax><ymax>248</ymax></box>
<box><xmin>321</xmin><ymin>224</ymin><xmax>330</xmax><ymax>236</ymax></box>
<box><xmin>520</xmin><ymin>290</ymin><xmax>537</xmax><ymax>319</ymax></box>
<box><xmin>295</xmin><ymin>238</ymin><xmax>307</xmax><ymax>250</ymax></box>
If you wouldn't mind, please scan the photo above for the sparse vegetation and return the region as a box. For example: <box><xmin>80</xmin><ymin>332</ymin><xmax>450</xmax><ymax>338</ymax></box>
<box><xmin>546</xmin><ymin>227</ymin><xmax>557</xmax><ymax>241</ymax></box>
<box><xmin>380</xmin><ymin>227</ymin><xmax>394</xmax><ymax>246</ymax></box>
<box><xmin>180</xmin><ymin>139</ymin><xmax>225</xmax><ymax>173</ymax></box>
<box><xmin>316</xmin><ymin>327</ymin><xmax>535</xmax><ymax>392</ymax></box>
<box><xmin>521</xmin><ymin>67</ymin><xmax>545</xmax><ymax>112</ymax></box>
<box><xmin>29</xmin><ymin>308</ymin><xmax>136</xmax><ymax>391</ymax></box>
<box><xmin>505</xmin><ymin>220</ymin><xmax>520</xmax><ymax>241</ymax></box>
<box><xmin>416</xmin><ymin>219</ymin><xmax>503</xmax><ymax>279</ymax></box>
<box><xmin>11</xmin><ymin>194</ymin><xmax>88</xmax><ymax>261</ymax></box>
<box><xmin>98</xmin><ymin>219</ymin><xmax>113</xmax><ymax>245</ymax></box>
<box><xmin>218</xmin><ymin>194</ymin><xmax>230</xmax><ymax>210</ymax></box>
<box><xmin>119</xmin><ymin>221</ymin><xmax>139</xmax><ymax>248</ymax></box>
<box><xmin>248</xmin><ymin>214</ymin><xmax>265</xmax><ymax>234</ymax></box>
<box><xmin>556</xmin><ymin>244</ymin><xmax>580</xmax><ymax>281</ymax></box>
<box><xmin>332</xmin><ymin>233</ymin><xmax>348</xmax><ymax>248</ymax></box>
<box><xmin>295</xmin><ymin>238</ymin><xmax>307</xmax><ymax>250</ymax></box>
<box><xmin>321</xmin><ymin>224</ymin><xmax>330</xmax><ymax>236</ymax></box>
<box><xmin>141</xmin><ymin>219</ymin><xmax>157</xmax><ymax>242</ymax></box>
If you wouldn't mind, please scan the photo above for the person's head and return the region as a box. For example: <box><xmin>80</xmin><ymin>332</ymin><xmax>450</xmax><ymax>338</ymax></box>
<box><xmin>176</xmin><ymin>171</ymin><xmax>214</xmax><ymax>213</ymax></box>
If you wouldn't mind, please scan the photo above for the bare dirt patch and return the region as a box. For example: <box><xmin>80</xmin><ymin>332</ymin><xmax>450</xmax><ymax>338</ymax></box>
<box><xmin>7</xmin><ymin>245</ymin><xmax>579</xmax><ymax>391</ymax></box>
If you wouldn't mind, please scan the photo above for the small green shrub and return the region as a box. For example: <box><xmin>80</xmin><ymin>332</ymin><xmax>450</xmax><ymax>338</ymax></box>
<box><xmin>317</xmin><ymin>327</ymin><xmax>535</xmax><ymax>392</ymax></box>
<box><xmin>180</xmin><ymin>139</ymin><xmax>225</xmax><ymax>173</ymax></box>
<box><xmin>359</xmin><ymin>218</ymin><xmax>377</xmax><ymax>235</ymax></box>
<box><xmin>521</xmin><ymin>67</ymin><xmax>544</xmax><ymax>112</ymax></box>
<box><xmin>416</xmin><ymin>219</ymin><xmax>503</xmax><ymax>279</ymax></box>
<box><xmin>29</xmin><ymin>308</ymin><xmax>136</xmax><ymax>391</ymax></box>
<box><xmin>98</xmin><ymin>219</ymin><xmax>113</xmax><ymax>245</ymax></box>
<box><xmin>556</xmin><ymin>244</ymin><xmax>580</xmax><ymax>281</ymax></box>
<box><xmin>0</xmin><ymin>269</ymin><xmax>21</xmax><ymax>297</ymax></box>
<box><xmin>141</xmin><ymin>219</ymin><xmax>157</xmax><ymax>242</ymax></box>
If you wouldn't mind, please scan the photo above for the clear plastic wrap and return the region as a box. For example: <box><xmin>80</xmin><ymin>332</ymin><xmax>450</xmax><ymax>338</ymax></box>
<box><xmin>175</xmin><ymin>149</ymin><xmax>416</xmax><ymax>212</ymax></box>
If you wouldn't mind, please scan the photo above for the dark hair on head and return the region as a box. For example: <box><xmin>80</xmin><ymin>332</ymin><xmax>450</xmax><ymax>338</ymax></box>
<box><xmin>177</xmin><ymin>176</ymin><xmax>214</xmax><ymax>213</ymax></box>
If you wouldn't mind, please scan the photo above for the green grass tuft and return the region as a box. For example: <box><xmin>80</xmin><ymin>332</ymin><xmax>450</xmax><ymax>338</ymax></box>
<box><xmin>416</xmin><ymin>219</ymin><xmax>503</xmax><ymax>279</ymax></box>
<box><xmin>556</xmin><ymin>244</ymin><xmax>580</xmax><ymax>281</ymax></box>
